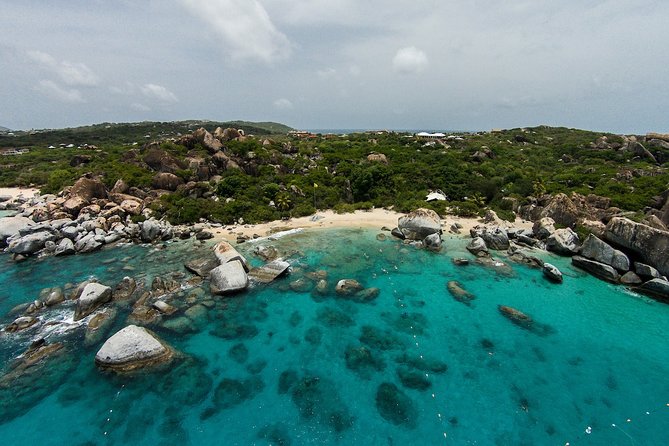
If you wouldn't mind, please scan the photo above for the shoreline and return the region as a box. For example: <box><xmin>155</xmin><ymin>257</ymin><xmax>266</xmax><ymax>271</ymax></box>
<box><xmin>208</xmin><ymin>208</ymin><xmax>535</xmax><ymax>243</ymax></box>
<box><xmin>0</xmin><ymin>187</ymin><xmax>40</xmax><ymax>202</ymax></box>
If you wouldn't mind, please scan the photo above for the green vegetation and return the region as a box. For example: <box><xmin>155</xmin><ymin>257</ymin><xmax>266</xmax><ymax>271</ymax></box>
<box><xmin>1</xmin><ymin>123</ymin><xmax>668</xmax><ymax>225</ymax></box>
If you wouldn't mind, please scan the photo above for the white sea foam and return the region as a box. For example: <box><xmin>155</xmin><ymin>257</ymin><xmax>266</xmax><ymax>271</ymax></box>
<box><xmin>248</xmin><ymin>228</ymin><xmax>304</xmax><ymax>243</ymax></box>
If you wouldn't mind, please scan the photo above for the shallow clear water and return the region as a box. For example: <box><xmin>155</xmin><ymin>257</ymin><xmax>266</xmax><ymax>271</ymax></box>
<box><xmin>0</xmin><ymin>229</ymin><xmax>668</xmax><ymax>446</ymax></box>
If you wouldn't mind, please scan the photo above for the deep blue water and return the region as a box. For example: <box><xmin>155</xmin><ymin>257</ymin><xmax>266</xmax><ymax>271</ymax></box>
<box><xmin>0</xmin><ymin>229</ymin><xmax>668</xmax><ymax>445</ymax></box>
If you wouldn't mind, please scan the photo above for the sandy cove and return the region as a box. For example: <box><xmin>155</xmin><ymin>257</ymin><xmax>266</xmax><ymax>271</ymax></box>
<box><xmin>0</xmin><ymin>187</ymin><xmax>40</xmax><ymax>201</ymax></box>
<box><xmin>209</xmin><ymin>208</ymin><xmax>535</xmax><ymax>243</ymax></box>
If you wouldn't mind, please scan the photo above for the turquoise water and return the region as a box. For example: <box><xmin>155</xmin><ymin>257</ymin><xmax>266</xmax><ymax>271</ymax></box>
<box><xmin>0</xmin><ymin>229</ymin><xmax>668</xmax><ymax>445</ymax></box>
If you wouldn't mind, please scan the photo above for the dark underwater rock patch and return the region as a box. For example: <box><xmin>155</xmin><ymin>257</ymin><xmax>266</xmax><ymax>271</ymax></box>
<box><xmin>304</xmin><ymin>326</ymin><xmax>323</xmax><ymax>346</ymax></box>
<box><xmin>375</xmin><ymin>382</ymin><xmax>417</xmax><ymax>427</ymax></box>
<box><xmin>316</xmin><ymin>306</ymin><xmax>355</xmax><ymax>328</ymax></box>
<box><xmin>258</xmin><ymin>423</ymin><xmax>292</xmax><ymax>445</ymax></box>
<box><xmin>345</xmin><ymin>345</ymin><xmax>385</xmax><ymax>378</ymax></box>
<box><xmin>228</xmin><ymin>343</ymin><xmax>249</xmax><ymax>364</ymax></box>
<box><xmin>211</xmin><ymin>376</ymin><xmax>265</xmax><ymax>411</ymax></box>
<box><xmin>397</xmin><ymin>367</ymin><xmax>431</xmax><ymax>391</ymax></box>
<box><xmin>154</xmin><ymin>357</ymin><xmax>213</xmax><ymax>406</ymax></box>
<box><xmin>210</xmin><ymin>321</ymin><xmax>259</xmax><ymax>340</ymax></box>
<box><xmin>381</xmin><ymin>311</ymin><xmax>428</xmax><ymax>335</ymax></box>
<box><xmin>360</xmin><ymin>325</ymin><xmax>407</xmax><ymax>351</ymax></box>
<box><xmin>278</xmin><ymin>370</ymin><xmax>299</xmax><ymax>394</ymax></box>
<box><xmin>394</xmin><ymin>353</ymin><xmax>448</xmax><ymax>373</ymax></box>
<box><xmin>288</xmin><ymin>375</ymin><xmax>355</xmax><ymax>434</ymax></box>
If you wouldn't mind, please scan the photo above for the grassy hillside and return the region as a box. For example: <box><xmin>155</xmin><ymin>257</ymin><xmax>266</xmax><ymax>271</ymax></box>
<box><xmin>0</xmin><ymin>120</ymin><xmax>292</xmax><ymax>148</ymax></box>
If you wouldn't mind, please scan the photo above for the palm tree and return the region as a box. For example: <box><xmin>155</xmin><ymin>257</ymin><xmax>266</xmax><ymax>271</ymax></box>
<box><xmin>275</xmin><ymin>192</ymin><xmax>292</xmax><ymax>211</ymax></box>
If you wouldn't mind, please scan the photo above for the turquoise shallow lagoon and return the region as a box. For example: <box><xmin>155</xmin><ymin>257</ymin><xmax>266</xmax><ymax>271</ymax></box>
<box><xmin>0</xmin><ymin>228</ymin><xmax>668</xmax><ymax>445</ymax></box>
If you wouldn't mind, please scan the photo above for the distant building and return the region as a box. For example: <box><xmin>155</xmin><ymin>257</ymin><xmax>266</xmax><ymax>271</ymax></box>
<box><xmin>288</xmin><ymin>130</ymin><xmax>316</xmax><ymax>138</ymax></box>
<box><xmin>415</xmin><ymin>132</ymin><xmax>446</xmax><ymax>140</ymax></box>
<box><xmin>0</xmin><ymin>148</ymin><xmax>30</xmax><ymax>156</ymax></box>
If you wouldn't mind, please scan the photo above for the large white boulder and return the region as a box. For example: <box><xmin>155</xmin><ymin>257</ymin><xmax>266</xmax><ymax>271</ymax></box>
<box><xmin>398</xmin><ymin>208</ymin><xmax>441</xmax><ymax>240</ymax></box>
<box><xmin>213</xmin><ymin>240</ymin><xmax>249</xmax><ymax>271</ymax></box>
<box><xmin>74</xmin><ymin>283</ymin><xmax>112</xmax><ymax>321</ymax></box>
<box><xmin>95</xmin><ymin>325</ymin><xmax>172</xmax><ymax>372</ymax></box>
<box><xmin>210</xmin><ymin>260</ymin><xmax>249</xmax><ymax>295</ymax></box>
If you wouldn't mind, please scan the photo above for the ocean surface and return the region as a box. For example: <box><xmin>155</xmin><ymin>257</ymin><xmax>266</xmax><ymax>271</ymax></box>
<box><xmin>0</xmin><ymin>228</ymin><xmax>668</xmax><ymax>445</ymax></box>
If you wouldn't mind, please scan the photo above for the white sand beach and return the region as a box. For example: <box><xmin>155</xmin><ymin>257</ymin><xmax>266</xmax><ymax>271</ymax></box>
<box><xmin>210</xmin><ymin>208</ymin><xmax>534</xmax><ymax>242</ymax></box>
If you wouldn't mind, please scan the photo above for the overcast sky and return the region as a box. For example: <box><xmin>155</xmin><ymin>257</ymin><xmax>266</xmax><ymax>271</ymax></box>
<box><xmin>1</xmin><ymin>0</ymin><xmax>668</xmax><ymax>133</ymax></box>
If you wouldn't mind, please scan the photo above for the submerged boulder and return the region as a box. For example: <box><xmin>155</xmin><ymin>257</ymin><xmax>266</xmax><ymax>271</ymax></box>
<box><xmin>210</xmin><ymin>260</ymin><xmax>249</xmax><ymax>295</ymax></box>
<box><xmin>398</xmin><ymin>208</ymin><xmax>441</xmax><ymax>240</ymax></box>
<box><xmin>375</xmin><ymin>382</ymin><xmax>416</xmax><ymax>427</ymax></box>
<box><xmin>95</xmin><ymin>325</ymin><xmax>172</xmax><ymax>372</ymax></box>
<box><xmin>498</xmin><ymin>305</ymin><xmax>533</xmax><ymax>328</ymax></box>
<box><xmin>335</xmin><ymin>279</ymin><xmax>364</xmax><ymax>295</ymax></box>
<box><xmin>447</xmin><ymin>281</ymin><xmax>475</xmax><ymax>304</ymax></box>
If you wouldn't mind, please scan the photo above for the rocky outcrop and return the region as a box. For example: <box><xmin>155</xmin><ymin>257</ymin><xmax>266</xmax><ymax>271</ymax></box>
<box><xmin>367</xmin><ymin>153</ymin><xmax>388</xmax><ymax>163</ymax></box>
<box><xmin>542</xmin><ymin>263</ymin><xmax>563</xmax><ymax>283</ymax></box>
<box><xmin>545</xmin><ymin>228</ymin><xmax>580</xmax><ymax>256</ymax></box>
<box><xmin>152</xmin><ymin>172</ymin><xmax>184</xmax><ymax>191</ymax></box>
<box><xmin>539</xmin><ymin>193</ymin><xmax>580</xmax><ymax>227</ymax></box>
<box><xmin>210</xmin><ymin>260</ymin><xmax>249</xmax><ymax>295</ymax></box>
<box><xmin>571</xmin><ymin>256</ymin><xmax>620</xmax><ymax>283</ymax></box>
<box><xmin>193</xmin><ymin>127</ymin><xmax>223</xmax><ymax>153</ymax></box>
<box><xmin>470</xmin><ymin>226</ymin><xmax>509</xmax><ymax>250</ymax></box>
<box><xmin>54</xmin><ymin>238</ymin><xmax>75</xmax><ymax>256</ymax></box>
<box><xmin>7</xmin><ymin>230</ymin><xmax>58</xmax><ymax>255</ymax></box>
<box><xmin>74</xmin><ymin>283</ymin><xmax>112</xmax><ymax>321</ymax></box>
<box><xmin>95</xmin><ymin>325</ymin><xmax>173</xmax><ymax>372</ymax></box>
<box><xmin>579</xmin><ymin>234</ymin><xmax>630</xmax><ymax>272</ymax></box>
<box><xmin>398</xmin><ymin>209</ymin><xmax>441</xmax><ymax>240</ymax></box>
<box><xmin>605</xmin><ymin>217</ymin><xmax>669</xmax><ymax>277</ymax></box>
<box><xmin>532</xmin><ymin>217</ymin><xmax>555</xmax><ymax>239</ymax></box>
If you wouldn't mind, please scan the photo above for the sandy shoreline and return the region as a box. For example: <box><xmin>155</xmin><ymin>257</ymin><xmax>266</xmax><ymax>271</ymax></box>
<box><xmin>209</xmin><ymin>208</ymin><xmax>534</xmax><ymax>243</ymax></box>
<box><xmin>0</xmin><ymin>187</ymin><xmax>40</xmax><ymax>201</ymax></box>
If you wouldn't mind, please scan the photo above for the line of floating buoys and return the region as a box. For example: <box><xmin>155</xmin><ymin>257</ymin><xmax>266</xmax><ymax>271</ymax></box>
<box><xmin>563</xmin><ymin>401</ymin><xmax>668</xmax><ymax>445</ymax></box>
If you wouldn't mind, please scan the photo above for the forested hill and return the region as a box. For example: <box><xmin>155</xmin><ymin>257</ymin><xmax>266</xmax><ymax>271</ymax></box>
<box><xmin>1</xmin><ymin>123</ymin><xmax>668</xmax><ymax>229</ymax></box>
<box><xmin>0</xmin><ymin>120</ymin><xmax>293</xmax><ymax>147</ymax></box>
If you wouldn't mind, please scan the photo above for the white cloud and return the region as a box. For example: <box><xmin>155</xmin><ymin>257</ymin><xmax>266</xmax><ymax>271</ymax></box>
<box><xmin>131</xmin><ymin>102</ymin><xmax>151</xmax><ymax>111</ymax></box>
<box><xmin>141</xmin><ymin>83</ymin><xmax>178</xmax><ymax>102</ymax></box>
<box><xmin>34</xmin><ymin>80</ymin><xmax>85</xmax><ymax>103</ymax></box>
<box><xmin>392</xmin><ymin>46</ymin><xmax>429</xmax><ymax>74</ymax></box>
<box><xmin>179</xmin><ymin>0</ymin><xmax>291</xmax><ymax>63</ymax></box>
<box><xmin>273</xmin><ymin>98</ymin><xmax>294</xmax><ymax>110</ymax></box>
<box><xmin>27</xmin><ymin>50</ymin><xmax>99</xmax><ymax>86</ymax></box>
<box><xmin>317</xmin><ymin>68</ymin><xmax>337</xmax><ymax>80</ymax></box>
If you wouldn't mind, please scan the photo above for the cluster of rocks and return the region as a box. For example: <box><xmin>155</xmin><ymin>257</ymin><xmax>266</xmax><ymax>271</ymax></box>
<box><xmin>0</xmin><ymin>175</ymin><xmax>179</xmax><ymax>260</ymax></box>
<box><xmin>461</xmin><ymin>210</ymin><xmax>669</xmax><ymax>301</ymax></box>
<box><xmin>390</xmin><ymin>208</ymin><xmax>443</xmax><ymax>251</ymax></box>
